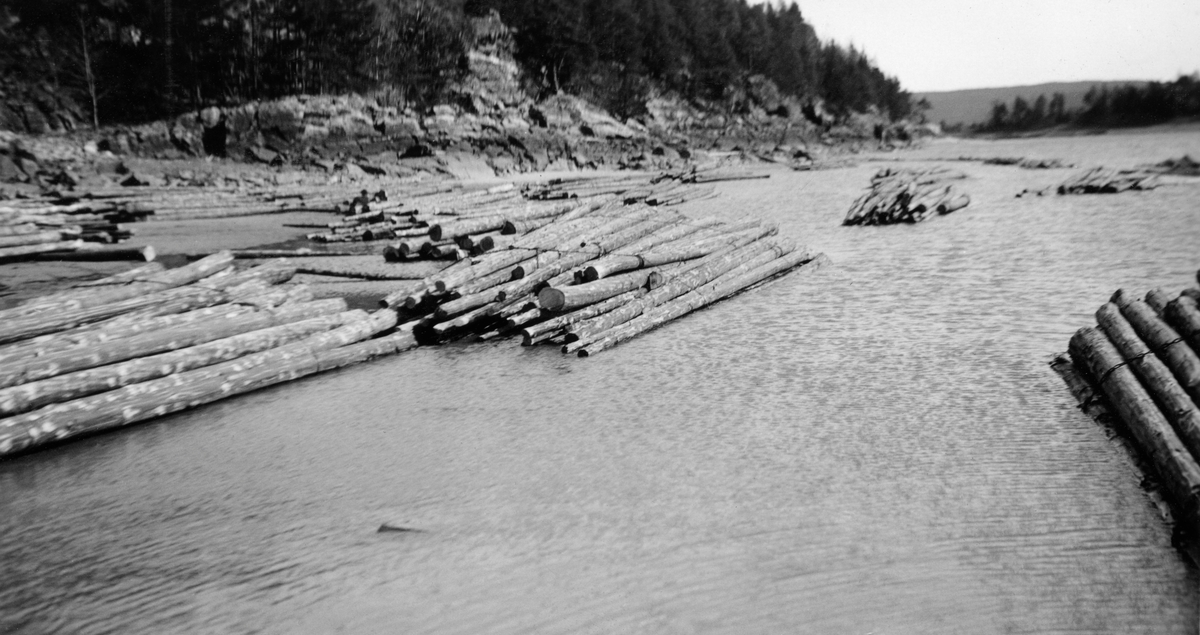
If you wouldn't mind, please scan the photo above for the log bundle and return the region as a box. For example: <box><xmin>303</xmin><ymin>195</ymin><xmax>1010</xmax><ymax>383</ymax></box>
<box><xmin>1058</xmin><ymin>273</ymin><xmax>1200</xmax><ymax>538</ymax></box>
<box><xmin>843</xmin><ymin>167</ymin><xmax>970</xmax><ymax>226</ymax></box>
<box><xmin>1057</xmin><ymin>167</ymin><xmax>1160</xmax><ymax>194</ymax></box>
<box><xmin>375</xmin><ymin>179</ymin><xmax>827</xmax><ymax>357</ymax></box>
<box><xmin>0</xmin><ymin>198</ymin><xmax>147</xmax><ymax>262</ymax></box>
<box><xmin>0</xmin><ymin>251</ymin><xmax>419</xmax><ymax>458</ymax></box>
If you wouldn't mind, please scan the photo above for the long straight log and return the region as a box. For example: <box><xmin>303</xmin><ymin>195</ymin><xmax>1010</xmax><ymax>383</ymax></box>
<box><xmin>1113</xmin><ymin>291</ymin><xmax>1200</xmax><ymax>405</ymax></box>
<box><xmin>0</xmin><ymin>299</ymin><xmax>346</xmax><ymax>388</ymax></box>
<box><xmin>577</xmin><ymin>250</ymin><xmax>823</xmax><ymax>357</ymax></box>
<box><xmin>573</xmin><ymin>244</ymin><xmax>811</xmax><ymax>356</ymax></box>
<box><xmin>1145</xmin><ymin>288</ymin><xmax>1176</xmax><ymax>315</ymax></box>
<box><xmin>0</xmin><ymin>240</ymin><xmax>84</xmax><ymax>261</ymax></box>
<box><xmin>583</xmin><ymin>225</ymin><xmax>773</xmax><ymax>282</ymax></box>
<box><xmin>0</xmin><ymin>310</ymin><xmax>399</xmax><ymax>458</ymax></box>
<box><xmin>0</xmin><ymin>309</ymin><xmax>363</xmax><ymax>417</ymax></box>
<box><xmin>538</xmin><ymin>269</ymin><xmax>654</xmax><ymax>312</ymax></box>
<box><xmin>9</xmin><ymin>251</ymin><xmax>234</xmax><ymax>317</ymax></box>
<box><xmin>1096</xmin><ymin>302</ymin><xmax>1200</xmax><ymax>461</ymax></box>
<box><xmin>521</xmin><ymin>288</ymin><xmax>647</xmax><ymax>345</ymax></box>
<box><xmin>1164</xmin><ymin>296</ymin><xmax>1200</xmax><ymax>352</ymax></box>
<box><xmin>1069</xmin><ymin>326</ymin><xmax>1200</xmax><ymax>534</ymax></box>
<box><xmin>74</xmin><ymin>262</ymin><xmax>166</xmax><ymax>287</ymax></box>
<box><xmin>0</xmin><ymin>229</ymin><xmax>81</xmax><ymax>248</ymax></box>
<box><xmin>565</xmin><ymin>226</ymin><xmax>780</xmax><ymax>343</ymax></box>
<box><xmin>0</xmin><ymin>223</ymin><xmax>39</xmax><ymax>236</ymax></box>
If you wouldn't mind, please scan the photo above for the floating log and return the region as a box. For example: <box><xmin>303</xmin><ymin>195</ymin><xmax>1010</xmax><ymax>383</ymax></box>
<box><xmin>1096</xmin><ymin>302</ymin><xmax>1200</xmax><ymax>460</ymax></box>
<box><xmin>1058</xmin><ymin>167</ymin><xmax>1160</xmax><ymax>194</ymax></box>
<box><xmin>577</xmin><ymin>250</ymin><xmax>825</xmax><ymax>357</ymax></box>
<box><xmin>538</xmin><ymin>269</ymin><xmax>655</xmax><ymax>312</ymax></box>
<box><xmin>0</xmin><ymin>299</ymin><xmax>347</xmax><ymax>389</ymax></box>
<box><xmin>1068</xmin><ymin>326</ymin><xmax>1200</xmax><ymax>533</ymax></box>
<box><xmin>0</xmin><ymin>310</ymin><xmax>399</xmax><ymax>458</ymax></box>
<box><xmin>1164</xmin><ymin>296</ymin><xmax>1200</xmax><ymax>354</ymax></box>
<box><xmin>25</xmin><ymin>244</ymin><xmax>157</xmax><ymax>262</ymax></box>
<box><xmin>0</xmin><ymin>309</ymin><xmax>362</xmax><ymax>417</ymax></box>
<box><xmin>1112</xmin><ymin>291</ymin><xmax>1200</xmax><ymax>406</ymax></box>
<box><xmin>0</xmin><ymin>240</ymin><xmax>85</xmax><ymax>262</ymax></box>
<box><xmin>1145</xmin><ymin>288</ymin><xmax>1175</xmax><ymax>315</ymax></box>
<box><xmin>521</xmin><ymin>288</ymin><xmax>648</xmax><ymax>345</ymax></box>
<box><xmin>9</xmin><ymin>251</ymin><xmax>234</xmax><ymax>316</ymax></box>
<box><xmin>0</xmin><ymin>229</ymin><xmax>82</xmax><ymax>249</ymax></box>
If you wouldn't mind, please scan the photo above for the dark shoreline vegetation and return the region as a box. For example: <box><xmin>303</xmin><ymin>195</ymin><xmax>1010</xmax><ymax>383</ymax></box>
<box><xmin>0</xmin><ymin>0</ymin><xmax>911</xmax><ymax>134</ymax></box>
<box><xmin>960</xmin><ymin>74</ymin><xmax>1200</xmax><ymax>135</ymax></box>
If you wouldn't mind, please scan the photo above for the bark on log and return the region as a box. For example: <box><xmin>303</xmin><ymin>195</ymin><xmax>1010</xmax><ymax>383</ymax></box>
<box><xmin>1164</xmin><ymin>296</ymin><xmax>1200</xmax><ymax>354</ymax></box>
<box><xmin>521</xmin><ymin>288</ymin><xmax>647</xmax><ymax>345</ymax></box>
<box><xmin>1145</xmin><ymin>288</ymin><xmax>1175</xmax><ymax>315</ymax></box>
<box><xmin>564</xmin><ymin>227</ymin><xmax>781</xmax><ymax>344</ymax></box>
<box><xmin>573</xmin><ymin>245</ymin><xmax>815</xmax><ymax>356</ymax></box>
<box><xmin>538</xmin><ymin>269</ymin><xmax>653</xmax><ymax>312</ymax></box>
<box><xmin>1096</xmin><ymin>302</ymin><xmax>1200</xmax><ymax>461</ymax></box>
<box><xmin>0</xmin><ymin>309</ymin><xmax>362</xmax><ymax>417</ymax></box>
<box><xmin>0</xmin><ymin>310</ymin><xmax>399</xmax><ymax>458</ymax></box>
<box><xmin>1112</xmin><ymin>292</ymin><xmax>1200</xmax><ymax>405</ymax></box>
<box><xmin>1068</xmin><ymin>326</ymin><xmax>1200</xmax><ymax>534</ymax></box>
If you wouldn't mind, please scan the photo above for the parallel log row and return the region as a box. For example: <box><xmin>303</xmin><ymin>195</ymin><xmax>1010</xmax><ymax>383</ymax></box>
<box><xmin>375</xmin><ymin>179</ymin><xmax>826</xmax><ymax>357</ymax></box>
<box><xmin>1062</xmin><ymin>276</ymin><xmax>1200</xmax><ymax>537</ymax></box>
<box><xmin>1057</xmin><ymin>167</ymin><xmax>1160</xmax><ymax>194</ymax></box>
<box><xmin>0</xmin><ymin>252</ymin><xmax>420</xmax><ymax>458</ymax></box>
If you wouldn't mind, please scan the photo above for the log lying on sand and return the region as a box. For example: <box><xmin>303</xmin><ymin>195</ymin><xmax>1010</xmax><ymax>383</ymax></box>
<box><xmin>843</xmin><ymin>167</ymin><xmax>970</xmax><ymax>226</ymax></box>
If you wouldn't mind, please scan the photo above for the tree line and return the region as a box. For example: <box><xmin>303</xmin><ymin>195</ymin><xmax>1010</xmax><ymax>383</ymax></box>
<box><xmin>981</xmin><ymin>74</ymin><xmax>1200</xmax><ymax>132</ymax></box>
<box><xmin>0</xmin><ymin>0</ymin><xmax>912</xmax><ymax>129</ymax></box>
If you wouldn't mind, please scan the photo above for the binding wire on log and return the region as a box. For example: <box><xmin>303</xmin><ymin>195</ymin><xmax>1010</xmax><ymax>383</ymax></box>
<box><xmin>0</xmin><ymin>251</ymin><xmax>418</xmax><ymax>458</ymax></box>
<box><xmin>1055</xmin><ymin>270</ymin><xmax>1200</xmax><ymax>543</ymax></box>
<box><xmin>843</xmin><ymin>167</ymin><xmax>970</xmax><ymax>226</ymax></box>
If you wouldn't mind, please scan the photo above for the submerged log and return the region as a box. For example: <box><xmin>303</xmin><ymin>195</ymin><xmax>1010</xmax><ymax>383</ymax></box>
<box><xmin>1096</xmin><ymin>302</ymin><xmax>1200</xmax><ymax>461</ymax></box>
<box><xmin>1069</xmin><ymin>326</ymin><xmax>1200</xmax><ymax>533</ymax></box>
<box><xmin>0</xmin><ymin>310</ymin><xmax>400</xmax><ymax>458</ymax></box>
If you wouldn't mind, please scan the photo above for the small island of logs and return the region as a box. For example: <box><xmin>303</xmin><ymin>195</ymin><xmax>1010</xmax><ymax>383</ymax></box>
<box><xmin>1054</xmin><ymin>273</ymin><xmax>1200</xmax><ymax>542</ymax></box>
<box><xmin>843</xmin><ymin>167</ymin><xmax>970</xmax><ymax>226</ymax></box>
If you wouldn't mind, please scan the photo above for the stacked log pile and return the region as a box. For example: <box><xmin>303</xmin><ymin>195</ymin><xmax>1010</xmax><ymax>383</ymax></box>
<box><xmin>376</xmin><ymin>182</ymin><xmax>827</xmax><ymax>357</ymax></box>
<box><xmin>1057</xmin><ymin>167</ymin><xmax>1160</xmax><ymax>194</ymax></box>
<box><xmin>0</xmin><ymin>251</ymin><xmax>418</xmax><ymax>458</ymax></box>
<box><xmin>843</xmin><ymin>167</ymin><xmax>970</xmax><ymax>226</ymax></box>
<box><xmin>1055</xmin><ymin>272</ymin><xmax>1200</xmax><ymax>538</ymax></box>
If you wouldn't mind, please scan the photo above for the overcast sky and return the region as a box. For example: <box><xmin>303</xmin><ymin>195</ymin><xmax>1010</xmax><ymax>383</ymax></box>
<box><xmin>750</xmin><ymin>0</ymin><xmax>1200</xmax><ymax>92</ymax></box>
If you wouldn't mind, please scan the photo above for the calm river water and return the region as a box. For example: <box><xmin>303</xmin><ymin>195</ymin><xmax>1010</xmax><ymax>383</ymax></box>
<box><xmin>3</xmin><ymin>128</ymin><xmax>1200</xmax><ymax>634</ymax></box>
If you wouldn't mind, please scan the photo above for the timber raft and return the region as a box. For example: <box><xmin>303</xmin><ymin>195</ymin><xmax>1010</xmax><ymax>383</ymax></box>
<box><xmin>1054</xmin><ymin>272</ymin><xmax>1200</xmax><ymax>540</ymax></box>
<box><xmin>0</xmin><ymin>167</ymin><xmax>826</xmax><ymax>457</ymax></box>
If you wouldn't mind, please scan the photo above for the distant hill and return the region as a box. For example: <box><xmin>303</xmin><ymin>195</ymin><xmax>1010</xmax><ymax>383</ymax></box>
<box><xmin>917</xmin><ymin>81</ymin><xmax>1148</xmax><ymax>126</ymax></box>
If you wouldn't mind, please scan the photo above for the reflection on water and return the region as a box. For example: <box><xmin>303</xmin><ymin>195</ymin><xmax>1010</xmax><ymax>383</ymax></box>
<box><xmin>2</xmin><ymin>131</ymin><xmax>1200</xmax><ymax>634</ymax></box>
